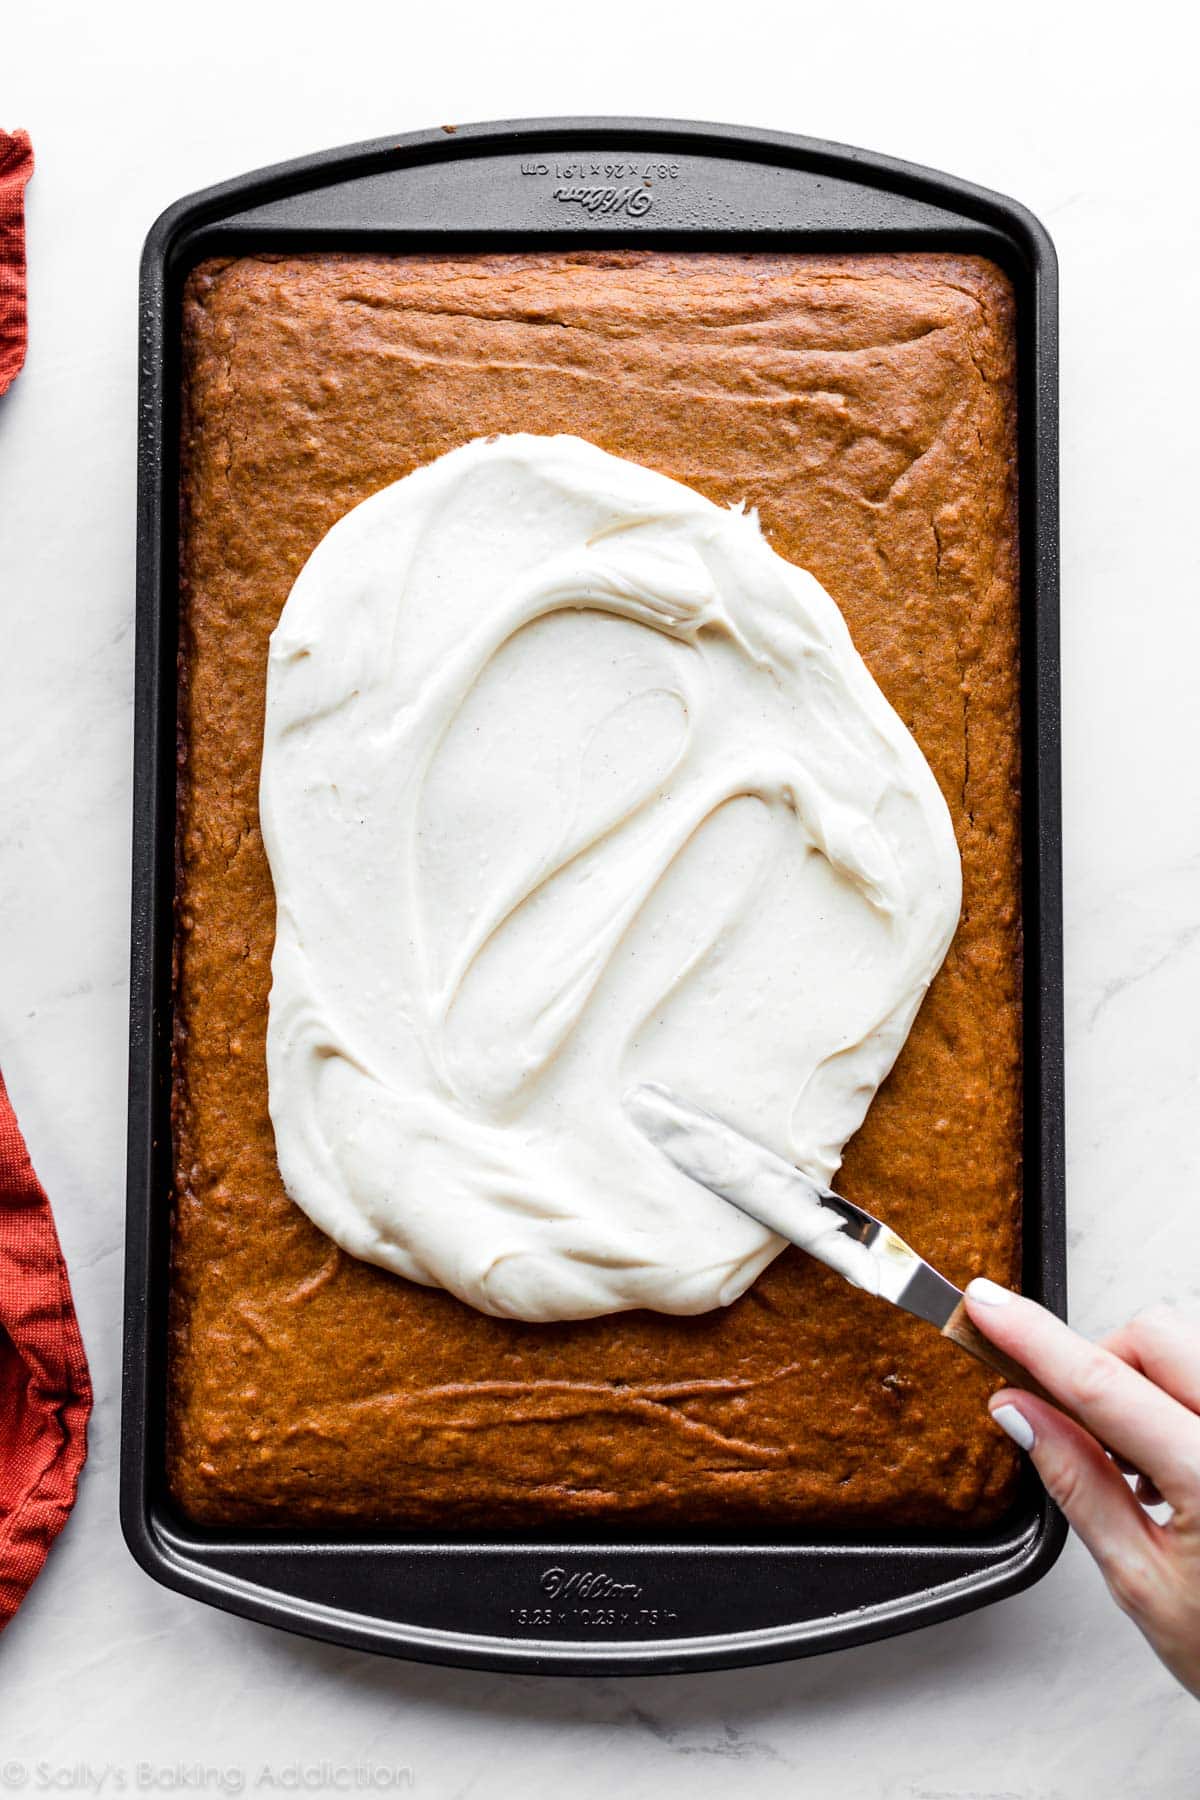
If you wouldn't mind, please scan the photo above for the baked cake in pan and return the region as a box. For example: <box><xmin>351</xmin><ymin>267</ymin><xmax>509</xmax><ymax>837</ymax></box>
<box><xmin>170</xmin><ymin>251</ymin><xmax>1021</xmax><ymax>1528</ymax></box>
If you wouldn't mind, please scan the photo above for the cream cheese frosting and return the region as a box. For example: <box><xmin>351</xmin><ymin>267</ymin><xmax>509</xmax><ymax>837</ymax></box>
<box><xmin>259</xmin><ymin>434</ymin><xmax>962</xmax><ymax>1322</ymax></box>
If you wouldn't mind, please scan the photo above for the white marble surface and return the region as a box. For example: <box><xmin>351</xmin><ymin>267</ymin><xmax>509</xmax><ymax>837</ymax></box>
<box><xmin>2</xmin><ymin>1</ymin><xmax>1198</xmax><ymax>1791</ymax></box>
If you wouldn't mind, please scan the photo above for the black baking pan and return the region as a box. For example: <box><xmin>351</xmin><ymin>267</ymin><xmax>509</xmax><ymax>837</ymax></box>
<box><xmin>122</xmin><ymin>117</ymin><xmax>1065</xmax><ymax>1674</ymax></box>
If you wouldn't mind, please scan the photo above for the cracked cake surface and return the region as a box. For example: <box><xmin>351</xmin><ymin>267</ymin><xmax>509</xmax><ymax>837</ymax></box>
<box><xmin>170</xmin><ymin>251</ymin><xmax>1021</xmax><ymax>1527</ymax></box>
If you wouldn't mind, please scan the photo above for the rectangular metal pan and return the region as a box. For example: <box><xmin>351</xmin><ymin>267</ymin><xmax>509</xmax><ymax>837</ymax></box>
<box><xmin>122</xmin><ymin>116</ymin><xmax>1065</xmax><ymax>1674</ymax></box>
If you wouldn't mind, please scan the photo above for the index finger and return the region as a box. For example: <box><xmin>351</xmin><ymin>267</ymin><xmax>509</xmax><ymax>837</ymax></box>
<box><xmin>965</xmin><ymin>1279</ymin><xmax>1200</xmax><ymax>1509</ymax></box>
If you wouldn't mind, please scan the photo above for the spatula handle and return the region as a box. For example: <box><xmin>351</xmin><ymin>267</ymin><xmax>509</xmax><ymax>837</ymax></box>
<box><xmin>941</xmin><ymin>1299</ymin><xmax>1077</xmax><ymax>1420</ymax></box>
<box><xmin>941</xmin><ymin>1300</ymin><xmax>1147</xmax><ymax>1480</ymax></box>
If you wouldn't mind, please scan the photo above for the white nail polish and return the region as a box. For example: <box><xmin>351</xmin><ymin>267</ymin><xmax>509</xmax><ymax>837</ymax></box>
<box><xmin>967</xmin><ymin>1276</ymin><xmax>1013</xmax><ymax>1306</ymax></box>
<box><xmin>991</xmin><ymin>1403</ymin><xmax>1035</xmax><ymax>1452</ymax></box>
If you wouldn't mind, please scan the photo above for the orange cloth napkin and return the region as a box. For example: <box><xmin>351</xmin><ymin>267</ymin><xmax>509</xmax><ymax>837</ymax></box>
<box><xmin>0</xmin><ymin>132</ymin><xmax>93</xmax><ymax>1623</ymax></box>
<box><xmin>1</xmin><ymin>130</ymin><xmax>34</xmax><ymax>397</ymax></box>
<box><xmin>0</xmin><ymin>1065</ymin><xmax>92</xmax><ymax>1625</ymax></box>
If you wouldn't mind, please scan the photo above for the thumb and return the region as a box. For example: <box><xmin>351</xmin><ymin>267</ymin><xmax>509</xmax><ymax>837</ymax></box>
<box><xmin>989</xmin><ymin>1390</ymin><xmax>1169</xmax><ymax>1621</ymax></box>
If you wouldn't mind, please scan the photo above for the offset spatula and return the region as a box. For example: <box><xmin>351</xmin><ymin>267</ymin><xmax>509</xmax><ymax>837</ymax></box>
<box><xmin>625</xmin><ymin>1081</ymin><xmax>1066</xmax><ymax>1414</ymax></box>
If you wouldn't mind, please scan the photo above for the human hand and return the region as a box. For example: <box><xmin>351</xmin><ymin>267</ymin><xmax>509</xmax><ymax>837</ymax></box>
<box><xmin>965</xmin><ymin>1278</ymin><xmax>1200</xmax><ymax>1698</ymax></box>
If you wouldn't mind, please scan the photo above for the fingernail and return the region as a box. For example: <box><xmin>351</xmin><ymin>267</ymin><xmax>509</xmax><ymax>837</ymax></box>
<box><xmin>967</xmin><ymin>1277</ymin><xmax>1014</xmax><ymax>1306</ymax></box>
<box><xmin>991</xmin><ymin>1402</ymin><xmax>1036</xmax><ymax>1451</ymax></box>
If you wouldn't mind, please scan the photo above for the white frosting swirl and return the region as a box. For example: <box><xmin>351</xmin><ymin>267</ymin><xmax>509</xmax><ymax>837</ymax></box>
<box><xmin>260</xmin><ymin>435</ymin><xmax>961</xmax><ymax>1321</ymax></box>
